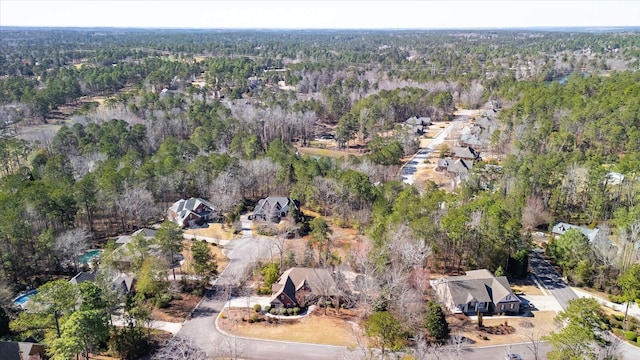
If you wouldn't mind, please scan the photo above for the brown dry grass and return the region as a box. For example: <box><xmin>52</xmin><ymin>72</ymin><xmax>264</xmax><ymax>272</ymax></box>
<box><xmin>454</xmin><ymin>311</ymin><xmax>559</xmax><ymax>347</ymax></box>
<box><xmin>510</xmin><ymin>278</ymin><xmax>544</xmax><ymax>296</ymax></box>
<box><xmin>152</xmin><ymin>292</ymin><xmax>201</xmax><ymax>323</ymax></box>
<box><xmin>573</xmin><ymin>287</ymin><xmax>615</xmax><ymax>302</ymax></box>
<box><xmin>220</xmin><ymin>307</ymin><xmax>359</xmax><ymax>346</ymax></box>
<box><xmin>413</xmin><ymin>163</ymin><xmax>451</xmax><ymax>190</ymax></box>
<box><xmin>184</xmin><ymin>223</ymin><xmax>235</xmax><ymax>240</ymax></box>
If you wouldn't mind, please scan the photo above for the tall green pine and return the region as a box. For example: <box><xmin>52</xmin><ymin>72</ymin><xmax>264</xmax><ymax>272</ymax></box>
<box><xmin>424</xmin><ymin>302</ymin><xmax>450</xmax><ymax>341</ymax></box>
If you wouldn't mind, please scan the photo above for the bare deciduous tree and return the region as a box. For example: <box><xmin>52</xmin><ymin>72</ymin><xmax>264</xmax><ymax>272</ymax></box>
<box><xmin>209</xmin><ymin>169</ymin><xmax>245</xmax><ymax>213</ymax></box>
<box><xmin>522</xmin><ymin>196</ymin><xmax>552</xmax><ymax>231</ymax></box>
<box><xmin>447</xmin><ymin>333</ymin><xmax>469</xmax><ymax>360</ymax></box>
<box><xmin>55</xmin><ymin>228</ymin><xmax>91</xmax><ymax>272</ymax></box>
<box><xmin>116</xmin><ymin>184</ymin><xmax>158</xmax><ymax>231</ymax></box>
<box><xmin>523</xmin><ymin>331</ymin><xmax>543</xmax><ymax>360</ymax></box>
<box><xmin>151</xmin><ymin>336</ymin><xmax>207</xmax><ymax>360</ymax></box>
<box><xmin>210</xmin><ymin>334</ymin><xmax>248</xmax><ymax>360</ymax></box>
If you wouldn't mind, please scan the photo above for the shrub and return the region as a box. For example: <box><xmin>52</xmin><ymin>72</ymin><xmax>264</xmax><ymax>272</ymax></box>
<box><xmin>609</xmin><ymin>318</ymin><xmax>623</xmax><ymax>329</ymax></box>
<box><xmin>265</xmin><ymin>305</ymin><xmax>271</xmax><ymax>313</ymax></box>
<box><xmin>252</xmin><ymin>314</ymin><xmax>260</xmax><ymax>322</ymax></box>
<box><xmin>287</xmin><ymin>308</ymin><xmax>293</xmax><ymax>315</ymax></box>
<box><xmin>293</xmin><ymin>307</ymin><xmax>300</xmax><ymax>315</ymax></box>
<box><xmin>155</xmin><ymin>294</ymin><xmax>172</xmax><ymax>308</ymax></box>
<box><xmin>637</xmin><ymin>337</ymin><xmax>640</xmax><ymax>345</ymax></box>
<box><xmin>254</xmin><ymin>304</ymin><xmax>262</xmax><ymax>313</ymax></box>
<box><xmin>609</xmin><ymin>295</ymin><xmax>624</xmax><ymax>304</ymax></box>
<box><xmin>279</xmin><ymin>308</ymin><xmax>286</xmax><ymax>315</ymax></box>
<box><xmin>624</xmin><ymin>331</ymin><xmax>638</xmax><ymax>342</ymax></box>
<box><xmin>269</xmin><ymin>308</ymin><xmax>277</xmax><ymax>315</ymax></box>
<box><xmin>221</xmin><ymin>312</ymin><xmax>227</xmax><ymax>319</ymax></box>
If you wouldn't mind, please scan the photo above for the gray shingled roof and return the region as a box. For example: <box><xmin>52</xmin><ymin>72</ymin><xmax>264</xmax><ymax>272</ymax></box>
<box><xmin>169</xmin><ymin>197</ymin><xmax>218</xmax><ymax>225</ymax></box>
<box><xmin>552</xmin><ymin>222</ymin><xmax>600</xmax><ymax>242</ymax></box>
<box><xmin>253</xmin><ymin>197</ymin><xmax>295</xmax><ymax>217</ymax></box>
<box><xmin>269</xmin><ymin>267</ymin><xmax>339</xmax><ymax>305</ymax></box>
<box><xmin>447</xmin><ymin>159</ymin><xmax>473</xmax><ymax>175</ymax></box>
<box><xmin>69</xmin><ymin>271</ymin><xmax>96</xmax><ymax>285</ymax></box>
<box><xmin>452</xmin><ymin>146</ymin><xmax>479</xmax><ymax>160</ymax></box>
<box><xmin>443</xmin><ymin>269</ymin><xmax>516</xmax><ymax>306</ymax></box>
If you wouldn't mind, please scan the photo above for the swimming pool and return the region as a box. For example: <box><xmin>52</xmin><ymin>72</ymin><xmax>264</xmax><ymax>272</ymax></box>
<box><xmin>13</xmin><ymin>290</ymin><xmax>38</xmax><ymax>307</ymax></box>
<box><xmin>78</xmin><ymin>249</ymin><xmax>102</xmax><ymax>265</ymax></box>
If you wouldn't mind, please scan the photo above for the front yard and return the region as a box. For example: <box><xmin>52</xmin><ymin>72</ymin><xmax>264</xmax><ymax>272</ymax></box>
<box><xmin>183</xmin><ymin>223</ymin><xmax>236</xmax><ymax>241</ymax></box>
<box><xmin>219</xmin><ymin>307</ymin><xmax>360</xmax><ymax>347</ymax></box>
<box><xmin>451</xmin><ymin>311</ymin><xmax>557</xmax><ymax>346</ymax></box>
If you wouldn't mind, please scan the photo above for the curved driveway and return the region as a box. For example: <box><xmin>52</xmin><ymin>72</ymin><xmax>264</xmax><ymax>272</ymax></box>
<box><xmin>177</xmin><ymin>217</ymin><xmax>350</xmax><ymax>359</ymax></box>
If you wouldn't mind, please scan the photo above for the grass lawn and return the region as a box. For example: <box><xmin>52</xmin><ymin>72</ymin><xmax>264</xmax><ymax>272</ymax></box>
<box><xmin>511</xmin><ymin>278</ymin><xmax>545</xmax><ymax>296</ymax></box>
<box><xmin>220</xmin><ymin>307</ymin><xmax>359</xmax><ymax>347</ymax></box>
<box><xmin>184</xmin><ymin>223</ymin><xmax>235</xmax><ymax>240</ymax></box>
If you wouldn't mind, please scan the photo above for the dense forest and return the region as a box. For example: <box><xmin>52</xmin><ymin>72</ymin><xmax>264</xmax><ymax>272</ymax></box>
<box><xmin>1</xmin><ymin>28</ymin><xmax>640</xmax><ymax>359</ymax></box>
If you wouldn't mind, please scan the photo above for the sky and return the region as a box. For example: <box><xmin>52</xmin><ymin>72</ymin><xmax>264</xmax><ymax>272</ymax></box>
<box><xmin>1</xmin><ymin>0</ymin><xmax>640</xmax><ymax>29</ymax></box>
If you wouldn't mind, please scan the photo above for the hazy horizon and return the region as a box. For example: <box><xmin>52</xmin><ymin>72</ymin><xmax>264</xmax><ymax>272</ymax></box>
<box><xmin>2</xmin><ymin>1</ymin><xmax>640</xmax><ymax>30</ymax></box>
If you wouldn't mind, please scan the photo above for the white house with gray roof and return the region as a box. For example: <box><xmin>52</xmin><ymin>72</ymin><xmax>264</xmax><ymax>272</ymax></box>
<box><xmin>431</xmin><ymin>269</ymin><xmax>520</xmax><ymax>315</ymax></box>
<box><xmin>251</xmin><ymin>196</ymin><xmax>298</xmax><ymax>222</ymax></box>
<box><xmin>551</xmin><ymin>222</ymin><xmax>600</xmax><ymax>242</ymax></box>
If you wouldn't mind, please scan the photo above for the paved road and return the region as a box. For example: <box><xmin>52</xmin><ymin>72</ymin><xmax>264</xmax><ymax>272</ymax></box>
<box><xmin>401</xmin><ymin>117</ymin><xmax>464</xmax><ymax>185</ymax></box>
<box><xmin>178</xmin><ymin>218</ymin><xmax>559</xmax><ymax>359</ymax></box>
<box><xmin>529</xmin><ymin>249</ymin><xmax>640</xmax><ymax>360</ymax></box>
<box><xmin>177</xmin><ymin>217</ymin><xmax>348</xmax><ymax>359</ymax></box>
<box><xmin>528</xmin><ymin>249</ymin><xmax>577</xmax><ymax>310</ymax></box>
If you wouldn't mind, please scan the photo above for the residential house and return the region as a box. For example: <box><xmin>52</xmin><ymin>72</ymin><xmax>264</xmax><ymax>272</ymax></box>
<box><xmin>112</xmin><ymin>275</ymin><xmax>135</xmax><ymax>294</ymax></box>
<box><xmin>168</xmin><ymin>197</ymin><xmax>221</xmax><ymax>228</ymax></box>
<box><xmin>269</xmin><ymin>267</ymin><xmax>339</xmax><ymax>308</ymax></box>
<box><xmin>0</xmin><ymin>341</ymin><xmax>45</xmax><ymax>360</ymax></box>
<box><xmin>551</xmin><ymin>222</ymin><xmax>600</xmax><ymax>242</ymax></box>
<box><xmin>448</xmin><ymin>159</ymin><xmax>474</xmax><ymax>177</ymax></box>
<box><xmin>251</xmin><ymin>196</ymin><xmax>298</xmax><ymax>222</ymax></box>
<box><xmin>436</xmin><ymin>158</ymin><xmax>474</xmax><ymax>178</ymax></box>
<box><xmin>115</xmin><ymin>228</ymin><xmax>157</xmax><ymax>246</ymax></box>
<box><xmin>431</xmin><ymin>269</ymin><xmax>520</xmax><ymax>315</ymax></box>
<box><xmin>475</xmin><ymin>116</ymin><xmax>493</xmax><ymax>130</ymax></box>
<box><xmin>460</xmin><ymin>133</ymin><xmax>485</xmax><ymax>148</ymax></box>
<box><xmin>405</xmin><ymin>116</ymin><xmax>431</xmax><ymax>135</ymax></box>
<box><xmin>481</xmin><ymin>108</ymin><xmax>499</xmax><ymax>120</ymax></box>
<box><xmin>69</xmin><ymin>271</ymin><xmax>96</xmax><ymax>285</ymax></box>
<box><xmin>68</xmin><ymin>271</ymin><xmax>134</xmax><ymax>294</ymax></box>
<box><xmin>436</xmin><ymin>158</ymin><xmax>452</xmax><ymax>172</ymax></box>
<box><xmin>451</xmin><ymin>146</ymin><xmax>480</xmax><ymax>160</ymax></box>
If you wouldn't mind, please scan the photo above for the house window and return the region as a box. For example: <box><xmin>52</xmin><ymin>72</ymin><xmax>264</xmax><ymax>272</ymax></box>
<box><xmin>280</xmin><ymin>295</ymin><xmax>284</xmax><ymax>300</ymax></box>
<box><xmin>500</xmin><ymin>304</ymin><xmax>505</xmax><ymax>311</ymax></box>
<box><xmin>510</xmin><ymin>303</ymin><xmax>514</xmax><ymax>309</ymax></box>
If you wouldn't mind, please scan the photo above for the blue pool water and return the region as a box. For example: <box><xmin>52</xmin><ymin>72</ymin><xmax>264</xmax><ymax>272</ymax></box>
<box><xmin>13</xmin><ymin>290</ymin><xmax>38</xmax><ymax>306</ymax></box>
<box><xmin>78</xmin><ymin>249</ymin><xmax>101</xmax><ymax>264</ymax></box>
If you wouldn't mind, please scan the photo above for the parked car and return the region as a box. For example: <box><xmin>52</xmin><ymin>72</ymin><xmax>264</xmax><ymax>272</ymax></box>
<box><xmin>504</xmin><ymin>354</ymin><xmax>522</xmax><ymax>360</ymax></box>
